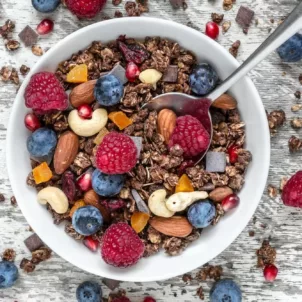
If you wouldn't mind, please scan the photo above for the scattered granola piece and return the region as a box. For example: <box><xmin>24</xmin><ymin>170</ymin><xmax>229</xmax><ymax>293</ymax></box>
<box><xmin>24</xmin><ymin>233</ymin><xmax>44</xmax><ymax>252</ymax></box>
<box><xmin>267</xmin><ymin>109</ymin><xmax>286</xmax><ymax>135</ymax></box>
<box><xmin>114</xmin><ymin>10</ymin><xmax>123</xmax><ymax>18</ymax></box>
<box><xmin>288</xmin><ymin>135</ymin><xmax>302</xmax><ymax>152</ymax></box>
<box><xmin>102</xmin><ymin>278</ymin><xmax>121</xmax><ymax>290</ymax></box>
<box><xmin>223</xmin><ymin>0</ymin><xmax>233</xmax><ymax>11</ymax></box>
<box><xmin>5</xmin><ymin>40</ymin><xmax>20</xmax><ymax>51</ymax></box>
<box><xmin>267</xmin><ymin>184</ymin><xmax>278</xmax><ymax>198</ymax></box>
<box><xmin>31</xmin><ymin>247</ymin><xmax>52</xmax><ymax>264</ymax></box>
<box><xmin>236</xmin><ymin>6</ymin><xmax>255</xmax><ymax>32</ymax></box>
<box><xmin>211</xmin><ymin>13</ymin><xmax>224</xmax><ymax>24</ymax></box>
<box><xmin>20</xmin><ymin>64</ymin><xmax>30</xmax><ymax>76</ymax></box>
<box><xmin>20</xmin><ymin>258</ymin><xmax>36</xmax><ymax>273</ymax></box>
<box><xmin>0</xmin><ymin>66</ymin><xmax>11</xmax><ymax>82</ymax></box>
<box><xmin>249</xmin><ymin>230</ymin><xmax>255</xmax><ymax>237</ymax></box>
<box><xmin>0</xmin><ymin>194</ymin><xmax>4</xmax><ymax>202</ymax></box>
<box><xmin>32</xmin><ymin>45</ymin><xmax>44</xmax><ymax>56</ymax></box>
<box><xmin>256</xmin><ymin>240</ymin><xmax>276</xmax><ymax>268</ymax></box>
<box><xmin>291</xmin><ymin>104</ymin><xmax>302</xmax><ymax>112</ymax></box>
<box><xmin>0</xmin><ymin>20</ymin><xmax>15</xmax><ymax>39</ymax></box>
<box><xmin>196</xmin><ymin>264</ymin><xmax>223</xmax><ymax>281</ymax></box>
<box><xmin>291</xmin><ymin>117</ymin><xmax>302</xmax><ymax>129</ymax></box>
<box><xmin>2</xmin><ymin>249</ymin><xmax>16</xmax><ymax>262</ymax></box>
<box><xmin>229</xmin><ymin>40</ymin><xmax>241</xmax><ymax>58</ymax></box>
<box><xmin>10</xmin><ymin>68</ymin><xmax>19</xmax><ymax>85</ymax></box>
<box><xmin>169</xmin><ymin>0</ymin><xmax>187</xmax><ymax>9</ymax></box>
<box><xmin>299</xmin><ymin>74</ymin><xmax>302</xmax><ymax>85</ymax></box>
<box><xmin>182</xmin><ymin>273</ymin><xmax>192</xmax><ymax>283</ymax></box>
<box><xmin>280</xmin><ymin>177</ymin><xmax>288</xmax><ymax>191</ymax></box>
<box><xmin>294</xmin><ymin>91</ymin><xmax>301</xmax><ymax>99</ymax></box>
<box><xmin>10</xmin><ymin>196</ymin><xmax>17</xmax><ymax>207</ymax></box>
<box><xmin>112</xmin><ymin>0</ymin><xmax>122</xmax><ymax>5</ymax></box>
<box><xmin>125</xmin><ymin>1</ymin><xmax>140</xmax><ymax>16</ymax></box>
<box><xmin>222</xmin><ymin>20</ymin><xmax>231</xmax><ymax>33</ymax></box>
<box><xmin>18</xmin><ymin>25</ymin><xmax>38</xmax><ymax>47</ymax></box>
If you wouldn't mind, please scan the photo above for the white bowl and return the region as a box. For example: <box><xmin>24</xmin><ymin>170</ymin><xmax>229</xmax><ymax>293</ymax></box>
<box><xmin>6</xmin><ymin>17</ymin><xmax>270</xmax><ymax>282</ymax></box>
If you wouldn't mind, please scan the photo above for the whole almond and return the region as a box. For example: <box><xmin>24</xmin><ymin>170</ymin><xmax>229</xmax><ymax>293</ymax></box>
<box><xmin>212</xmin><ymin>94</ymin><xmax>237</xmax><ymax>110</ymax></box>
<box><xmin>54</xmin><ymin>131</ymin><xmax>79</xmax><ymax>175</ymax></box>
<box><xmin>158</xmin><ymin>109</ymin><xmax>177</xmax><ymax>144</ymax></box>
<box><xmin>209</xmin><ymin>186</ymin><xmax>233</xmax><ymax>202</ymax></box>
<box><xmin>149</xmin><ymin>216</ymin><xmax>193</xmax><ymax>238</ymax></box>
<box><xmin>70</xmin><ymin>79</ymin><xmax>97</xmax><ymax>108</ymax></box>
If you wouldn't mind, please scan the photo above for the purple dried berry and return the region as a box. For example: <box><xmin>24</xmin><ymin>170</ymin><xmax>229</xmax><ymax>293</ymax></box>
<box><xmin>62</xmin><ymin>171</ymin><xmax>76</xmax><ymax>202</ymax></box>
<box><xmin>100</xmin><ymin>199</ymin><xmax>126</xmax><ymax>211</ymax></box>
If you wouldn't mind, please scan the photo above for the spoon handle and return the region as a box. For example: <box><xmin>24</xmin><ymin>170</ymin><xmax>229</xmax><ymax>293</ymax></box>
<box><xmin>208</xmin><ymin>1</ymin><xmax>302</xmax><ymax>102</ymax></box>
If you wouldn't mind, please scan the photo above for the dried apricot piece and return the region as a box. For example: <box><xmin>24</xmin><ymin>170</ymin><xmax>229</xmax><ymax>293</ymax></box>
<box><xmin>33</xmin><ymin>162</ymin><xmax>53</xmax><ymax>184</ymax></box>
<box><xmin>131</xmin><ymin>212</ymin><xmax>150</xmax><ymax>233</ymax></box>
<box><xmin>108</xmin><ymin>111</ymin><xmax>132</xmax><ymax>130</ymax></box>
<box><xmin>69</xmin><ymin>200</ymin><xmax>86</xmax><ymax>217</ymax></box>
<box><xmin>93</xmin><ymin>127</ymin><xmax>109</xmax><ymax>145</ymax></box>
<box><xmin>175</xmin><ymin>174</ymin><xmax>194</xmax><ymax>193</ymax></box>
<box><xmin>66</xmin><ymin>64</ymin><xmax>88</xmax><ymax>83</ymax></box>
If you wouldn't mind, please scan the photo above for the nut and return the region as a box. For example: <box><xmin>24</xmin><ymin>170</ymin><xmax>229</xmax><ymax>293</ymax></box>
<box><xmin>158</xmin><ymin>109</ymin><xmax>177</xmax><ymax>144</ymax></box>
<box><xmin>149</xmin><ymin>216</ymin><xmax>193</xmax><ymax>238</ymax></box>
<box><xmin>148</xmin><ymin>189</ymin><xmax>175</xmax><ymax>218</ymax></box>
<box><xmin>84</xmin><ymin>189</ymin><xmax>100</xmax><ymax>206</ymax></box>
<box><xmin>165</xmin><ymin>191</ymin><xmax>208</xmax><ymax>212</ymax></box>
<box><xmin>37</xmin><ymin>187</ymin><xmax>69</xmax><ymax>214</ymax></box>
<box><xmin>70</xmin><ymin>80</ymin><xmax>97</xmax><ymax>108</ymax></box>
<box><xmin>53</xmin><ymin>131</ymin><xmax>79</xmax><ymax>175</ymax></box>
<box><xmin>68</xmin><ymin>108</ymin><xmax>108</xmax><ymax>137</ymax></box>
<box><xmin>209</xmin><ymin>186</ymin><xmax>233</xmax><ymax>202</ymax></box>
<box><xmin>139</xmin><ymin>69</ymin><xmax>162</xmax><ymax>89</ymax></box>
<box><xmin>212</xmin><ymin>94</ymin><xmax>237</xmax><ymax>110</ymax></box>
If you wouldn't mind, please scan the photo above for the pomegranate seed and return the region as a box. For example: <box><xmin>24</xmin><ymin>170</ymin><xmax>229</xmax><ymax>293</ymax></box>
<box><xmin>37</xmin><ymin>19</ymin><xmax>54</xmax><ymax>35</ymax></box>
<box><xmin>78</xmin><ymin>104</ymin><xmax>93</xmax><ymax>119</ymax></box>
<box><xmin>125</xmin><ymin>62</ymin><xmax>140</xmax><ymax>82</ymax></box>
<box><xmin>205</xmin><ymin>21</ymin><xmax>219</xmax><ymax>39</ymax></box>
<box><xmin>144</xmin><ymin>297</ymin><xmax>156</xmax><ymax>302</ymax></box>
<box><xmin>24</xmin><ymin>113</ymin><xmax>41</xmax><ymax>132</ymax></box>
<box><xmin>221</xmin><ymin>194</ymin><xmax>240</xmax><ymax>212</ymax></box>
<box><xmin>77</xmin><ymin>169</ymin><xmax>93</xmax><ymax>191</ymax></box>
<box><xmin>263</xmin><ymin>264</ymin><xmax>278</xmax><ymax>282</ymax></box>
<box><xmin>228</xmin><ymin>145</ymin><xmax>239</xmax><ymax>164</ymax></box>
<box><xmin>83</xmin><ymin>236</ymin><xmax>99</xmax><ymax>252</ymax></box>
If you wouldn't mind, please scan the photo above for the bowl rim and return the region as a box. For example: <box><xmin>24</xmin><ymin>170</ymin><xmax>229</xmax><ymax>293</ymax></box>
<box><xmin>6</xmin><ymin>17</ymin><xmax>270</xmax><ymax>282</ymax></box>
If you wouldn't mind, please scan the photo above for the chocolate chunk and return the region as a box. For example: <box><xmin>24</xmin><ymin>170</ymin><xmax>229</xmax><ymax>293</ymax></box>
<box><xmin>24</xmin><ymin>233</ymin><xmax>44</xmax><ymax>252</ymax></box>
<box><xmin>236</xmin><ymin>6</ymin><xmax>254</xmax><ymax>30</ymax></box>
<box><xmin>109</xmin><ymin>63</ymin><xmax>128</xmax><ymax>85</ymax></box>
<box><xmin>18</xmin><ymin>25</ymin><xmax>38</xmax><ymax>47</ymax></box>
<box><xmin>102</xmin><ymin>278</ymin><xmax>121</xmax><ymax>290</ymax></box>
<box><xmin>206</xmin><ymin>152</ymin><xmax>226</xmax><ymax>172</ymax></box>
<box><xmin>162</xmin><ymin>65</ymin><xmax>178</xmax><ymax>83</ymax></box>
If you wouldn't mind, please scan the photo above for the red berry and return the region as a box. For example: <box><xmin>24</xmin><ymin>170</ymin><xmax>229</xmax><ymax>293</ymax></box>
<box><xmin>112</xmin><ymin>298</ymin><xmax>131</xmax><ymax>302</ymax></box>
<box><xmin>144</xmin><ymin>297</ymin><xmax>156</xmax><ymax>302</ymax></box>
<box><xmin>77</xmin><ymin>169</ymin><xmax>93</xmax><ymax>191</ymax></box>
<box><xmin>96</xmin><ymin>132</ymin><xmax>137</xmax><ymax>174</ymax></box>
<box><xmin>37</xmin><ymin>19</ymin><xmax>54</xmax><ymax>35</ymax></box>
<box><xmin>24</xmin><ymin>113</ymin><xmax>41</xmax><ymax>132</ymax></box>
<box><xmin>126</xmin><ymin>62</ymin><xmax>140</xmax><ymax>82</ymax></box>
<box><xmin>65</xmin><ymin>0</ymin><xmax>107</xmax><ymax>18</ymax></box>
<box><xmin>101</xmin><ymin>222</ymin><xmax>145</xmax><ymax>268</ymax></box>
<box><xmin>282</xmin><ymin>171</ymin><xmax>302</xmax><ymax>208</ymax></box>
<box><xmin>24</xmin><ymin>72</ymin><xmax>68</xmax><ymax>114</ymax></box>
<box><xmin>228</xmin><ymin>145</ymin><xmax>239</xmax><ymax>164</ymax></box>
<box><xmin>263</xmin><ymin>264</ymin><xmax>278</xmax><ymax>282</ymax></box>
<box><xmin>205</xmin><ymin>21</ymin><xmax>219</xmax><ymax>39</ymax></box>
<box><xmin>221</xmin><ymin>194</ymin><xmax>240</xmax><ymax>212</ymax></box>
<box><xmin>169</xmin><ymin>115</ymin><xmax>210</xmax><ymax>158</ymax></box>
<box><xmin>83</xmin><ymin>236</ymin><xmax>99</xmax><ymax>252</ymax></box>
<box><xmin>78</xmin><ymin>104</ymin><xmax>92</xmax><ymax>119</ymax></box>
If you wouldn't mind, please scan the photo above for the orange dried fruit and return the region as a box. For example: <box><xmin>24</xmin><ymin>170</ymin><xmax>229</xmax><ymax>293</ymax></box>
<box><xmin>66</xmin><ymin>64</ymin><xmax>88</xmax><ymax>83</ymax></box>
<box><xmin>93</xmin><ymin>127</ymin><xmax>109</xmax><ymax>145</ymax></box>
<box><xmin>131</xmin><ymin>212</ymin><xmax>150</xmax><ymax>233</ymax></box>
<box><xmin>69</xmin><ymin>200</ymin><xmax>86</xmax><ymax>217</ymax></box>
<box><xmin>32</xmin><ymin>162</ymin><xmax>53</xmax><ymax>184</ymax></box>
<box><xmin>175</xmin><ymin>174</ymin><xmax>194</xmax><ymax>193</ymax></box>
<box><xmin>108</xmin><ymin>111</ymin><xmax>133</xmax><ymax>130</ymax></box>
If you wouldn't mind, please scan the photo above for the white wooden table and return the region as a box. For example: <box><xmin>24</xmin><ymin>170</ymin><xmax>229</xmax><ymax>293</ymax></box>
<box><xmin>1</xmin><ymin>0</ymin><xmax>302</xmax><ymax>301</ymax></box>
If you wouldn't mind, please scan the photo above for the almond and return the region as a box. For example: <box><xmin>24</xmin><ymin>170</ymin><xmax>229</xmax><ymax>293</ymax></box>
<box><xmin>158</xmin><ymin>109</ymin><xmax>177</xmax><ymax>144</ymax></box>
<box><xmin>149</xmin><ymin>216</ymin><xmax>193</xmax><ymax>238</ymax></box>
<box><xmin>209</xmin><ymin>186</ymin><xmax>233</xmax><ymax>202</ymax></box>
<box><xmin>212</xmin><ymin>94</ymin><xmax>237</xmax><ymax>110</ymax></box>
<box><xmin>53</xmin><ymin>131</ymin><xmax>79</xmax><ymax>175</ymax></box>
<box><xmin>70</xmin><ymin>79</ymin><xmax>97</xmax><ymax>108</ymax></box>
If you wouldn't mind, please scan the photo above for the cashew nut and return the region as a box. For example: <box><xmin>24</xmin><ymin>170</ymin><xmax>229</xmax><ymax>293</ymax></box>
<box><xmin>139</xmin><ymin>69</ymin><xmax>162</xmax><ymax>89</ymax></box>
<box><xmin>165</xmin><ymin>191</ymin><xmax>208</xmax><ymax>212</ymax></box>
<box><xmin>68</xmin><ymin>108</ymin><xmax>108</xmax><ymax>137</ymax></box>
<box><xmin>148</xmin><ymin>189</ymin><xmax>175</xmax><ymax>218</ymax></box>
<box><xmin>37</xmin><ymin>187</ymin><xmax>69</xmax><ymax>214</ymax></box>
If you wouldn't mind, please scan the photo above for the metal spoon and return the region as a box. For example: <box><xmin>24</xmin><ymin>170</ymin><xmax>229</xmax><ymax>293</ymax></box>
<box><xmin>145</xmin><ymin>1</ymin><xmax>302</xmax><ymax>164</ymax></box>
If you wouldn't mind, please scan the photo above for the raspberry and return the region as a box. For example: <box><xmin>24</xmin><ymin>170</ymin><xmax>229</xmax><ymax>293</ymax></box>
<box><xmin>24</xmin><ymin>72</ymin><xmax>68</xmax><ymax>114</ymax></box>
<box><xmin>169</xmin><ymin>115</ymin><xmax>210</xmax><ymax>158</ymax></box>
<box><xmin>101</xmin><ymin>223</ymin><xmax>144</xmax><ymax>268</ymax></box>
<box><xmin>96</xmin><ymin>132</ymin><xmax>137</xmax><ymax>174</ymax></box>
<box><xmin>65</xmin><ymin>0</ymin><xmax>106</xmax><ymax>18</ymax></box>
<box><xmin>282</xmin><ymin>171</ymin><xmax>302</xmax><ymax>208</ymax></box>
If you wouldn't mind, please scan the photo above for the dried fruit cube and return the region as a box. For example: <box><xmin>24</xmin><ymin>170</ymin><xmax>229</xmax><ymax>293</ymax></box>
<box><xmin>33</xmin><ymin>162</ymin><xmax>52</xmax><ymax>184</ymax></box>
<box><xmin>175</xmin><ymin>174</ymin><xmax>194</xmax><ymax>193</ymax></box>
<box><xmin>70</xmin><ymin>200</ymin><xmax>86</xmax><ymax>217</ymax></box>
<box><xmin>131</xmin><ymin>212</ymin><xmax>150</xmax><ymax>233</ymax></box>
<box><xmin>94</xmin><ymin>127</ymin><xmax>109</xmax><ymax>145</ymax></box>
<box><xmin>66</xmin><ymin>64</ymin><xmax>88</xmax><ymax>83</ymax></box>
<box><xmin>108</xmin><ymin>111</ymin><xmax>133</xmax><ymax>130</ymax></box>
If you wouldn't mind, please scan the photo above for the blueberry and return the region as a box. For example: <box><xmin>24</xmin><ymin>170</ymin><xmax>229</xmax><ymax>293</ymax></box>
<box><xmin>76</xmin><ymin>281</ymin><xmax>102</xmax><ymax>302</ymax></box>
<box><xmin>189</xmin><ymin>63</ymin><xmax>219</xmax><ymax>95</ymax></box>
<box><xmin>0</xmin><ymin>261</ymin><xmax>18</xmax><ymax>289</ymax></box>
<box><xmin>210</xmin><ymin>279</ymin><xmax>242</xmax><ymax>302</ymax></box>
<box><xmin>72</xmin><ymin>206</ymin><xmax>103</xmax><ymax>236</ymax></box>
<box><xmin>187</xmin><ymin>200</ymin><xmax>216</xmax><ymax>228</ymax></box>
<box><xmin>27</xmin><ymin>128</ymin><xmax>57</xmax><ymax>164</ymax></box>
<box><xmin>277</xmin><ymin>33</ymin><xmax>302</xmax><ymax>62</ymax></box>
<box><xmin>92</xmin><ymin>169</ymin><xmax>125</xmax><ymax>197</ymax></box>
<box><xmin>94</xmin><ymin>74</ymin><xmax>124</xmax><ymax>107</ymax></box>
<box><xmin>32</xmin><ymin>0</ymin><xmax>61</xmax><ymax>13</ymax></box>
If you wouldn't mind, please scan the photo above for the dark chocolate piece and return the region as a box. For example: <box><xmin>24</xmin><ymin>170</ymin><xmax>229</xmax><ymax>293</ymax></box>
<box><xmin>24</xmin><ymin>233</ymin><xmax>44</xmax><ymax>252</ymax></box>
<box><xmin>162</xmin><ymin>65</ymin><xmax>178</xmax><ymax>83</ymax></box>
<box><xmin>236</xmin><ymin>6</ymin><xmax>255</xmax><ymax>30</ymax></box>
<box><xmin>18</xmin><ymin>25</ymin><xmax>38</xmax><ymax>47</ymax></box>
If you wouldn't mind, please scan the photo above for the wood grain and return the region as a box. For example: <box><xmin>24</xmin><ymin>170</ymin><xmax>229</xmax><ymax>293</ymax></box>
<box><xmin>0</xmin><ymin>0</ymin><xmax>301</xmax><ymax>301</ymax></box>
